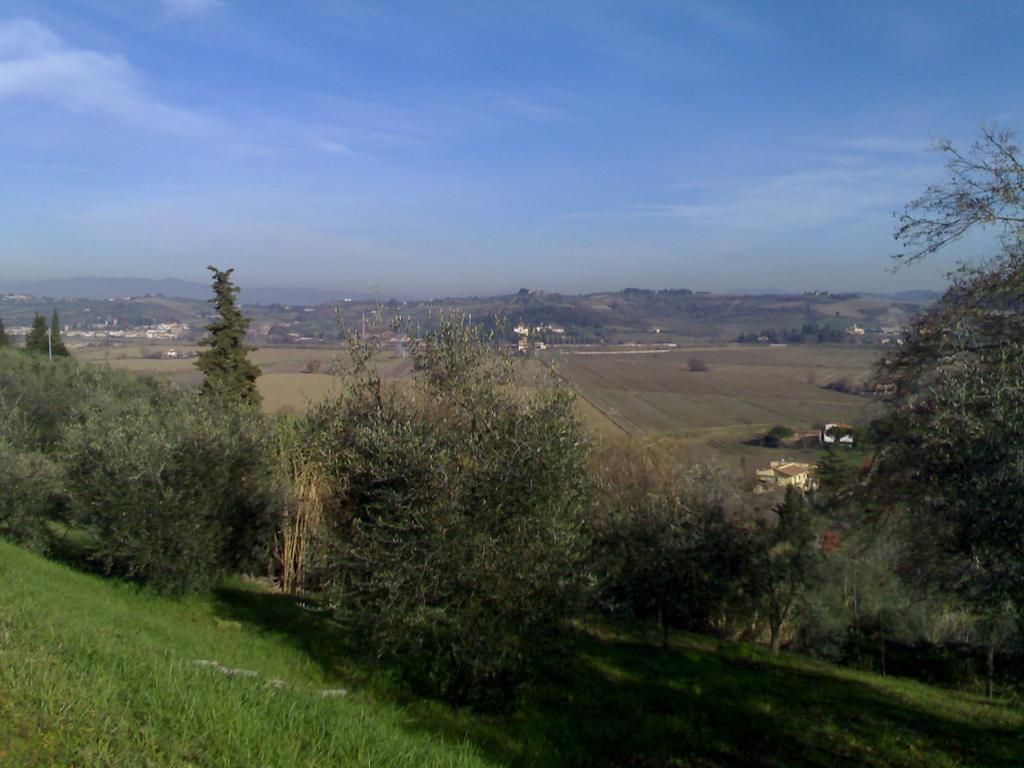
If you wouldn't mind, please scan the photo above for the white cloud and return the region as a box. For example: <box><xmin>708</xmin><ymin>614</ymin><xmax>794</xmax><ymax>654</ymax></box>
<box><xmin>0</xmin><ymin>18</ymin><xmax>212</xmax><ymax>132</ymax></box>
<box><xmin>0</xmin><ymin>17</ymin><xmax>63</xmax><ymax>58</ymax></box>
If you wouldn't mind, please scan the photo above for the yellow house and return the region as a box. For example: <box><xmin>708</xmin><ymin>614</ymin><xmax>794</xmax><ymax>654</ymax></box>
<box><xmin>755</xmin><ymin>460</ymin><xmax>816</xmax><ymax>491</ymax></box>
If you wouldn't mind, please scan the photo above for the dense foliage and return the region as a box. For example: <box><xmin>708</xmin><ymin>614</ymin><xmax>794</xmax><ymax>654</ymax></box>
<box><xmin>589</xmin><ymin>454</ymin><xmax>748</xmax><ymax>644</ymax></box>
<box><xmin>63</xmin><ymin>398</ymin><xmax>282</xmax><ymax>593</ymax></box>
<box><xmin>9</xmin><ymin>147</ymin><xmax>1024</xmax><ymax>713</ymax></box>
<box><xmin>299</xmin><ymin>316</ymin><xmax>592</xmax><ymax>708</ymax></box>
<box><xmin>0</xmin><ymin>349</ymin><xmax>283</xmax><ymax>593</ymax></box>
<box><xmin>872</xmin><ymin>125</ymin><xmax>1024</xmax><ymax>623</ymax></box>
<box><xmin>737</xmin><ymin>322</ymin><xmax>848</xmax><ymax>344</ymax></box>
<box><xmin>49</xmin><ymin>309</ymin><xmax>70</xmax><ymax>357</ymax></box>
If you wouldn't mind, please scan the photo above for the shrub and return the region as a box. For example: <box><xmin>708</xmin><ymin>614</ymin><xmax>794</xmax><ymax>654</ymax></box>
<box><xmin>0</xmin><ymin>349</ymin><xmax>284</xmax><ymax>593</ymax></box>
<box><xmin>824</xmin><ymin>376</ymin><xmax>861</xmax><ymax>394</ymax></box>
<box><xmin>0</xmin><ymin>445</ymin><xmax>64</xmax><ymax>552</ymax></box>
<box><xmin>589</xmin><ymin>457</ymin><xmax>750</xmax><ymax>644</ymax></box>
<box><xmin>762</xmin><ymin>425</ymin><xmax>795</xmax><ymax>447</ymax></box>
<box><xmin>0</xmin><ymin>350</ymin><xmax>182</xmax><ymax>453</ymax></box>
<box><xmin>301</xmin><ymin>315</ymin><xmax>592</xmax><ymax>708</ymax></box>
<box><xmin>59</xmin><ymin>381</ymin><xmax>283</xmax><ymax>594</ymax></box>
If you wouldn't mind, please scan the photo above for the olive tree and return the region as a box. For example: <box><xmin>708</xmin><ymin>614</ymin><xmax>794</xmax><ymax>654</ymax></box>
<box><xmin>0</xmin><ymin>349</ymin><xmax>283</xmax><ymax>590</ymax></box>
<box><xmin>0</xmin><ymin>445</ymin><xmax>64</xmax><ymax>552</ymax></box>
<box><xmin>53</xmin><ymin>367</ymin><xmax>282</xmax><ymax>594</ymax></box>
<box><xmin>589</xmin><ymin>459</ymin><xmax>749</xmax><ymax>646</ymax></box>
<box><xmin>301</xmin><ymin>314</ymin><xmax>591</xmax><ymax>708</ymax></box>
<box><xmin>745</xmin><ymin>485</ymin><xmax>822</xmax><ymax>654</ymax></box>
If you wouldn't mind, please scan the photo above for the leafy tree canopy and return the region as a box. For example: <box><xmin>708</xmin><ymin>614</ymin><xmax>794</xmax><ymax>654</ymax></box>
<box><xmin>874</xmin><ymin>123</ymin><xmax>1024</xmax><ymax>619</ymax></box>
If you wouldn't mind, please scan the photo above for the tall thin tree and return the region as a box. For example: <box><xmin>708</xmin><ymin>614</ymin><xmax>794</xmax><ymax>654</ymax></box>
<box><xmin>49</xmin><ymin>309</ymin><xmax>70</xmax><ymax>358</ymax></box>
<box><xmin>195</xmin><ymin>266</ymin><xmax>262</xmax><ymax>407</ymax></box>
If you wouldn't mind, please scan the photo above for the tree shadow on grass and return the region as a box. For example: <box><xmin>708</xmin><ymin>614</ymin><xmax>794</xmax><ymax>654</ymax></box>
<box><xmin>414</xmin><ymin>630</ymin><xmax>1024</xmax><ymax>768</ymax></box>
<box><xmin>207</xmin><ymin>590</ymin><xmax>1023</xmax><ymax>768</ymax></box>
<box><xmin>211</xmin><ymin>585</ymin><xmax>367</xmax><ymax>683</ymax></box>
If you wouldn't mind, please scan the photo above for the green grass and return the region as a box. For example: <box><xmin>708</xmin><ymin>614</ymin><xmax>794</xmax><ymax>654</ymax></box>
<box><xmin>0</xmin><ymin>542</ymin><xmax>488</xmax><ymax>768</ymax></box>
<box><xmin>2</xmin><ymin>541</ymin><xmax>1022</xmax><ymax>767</ymax></box>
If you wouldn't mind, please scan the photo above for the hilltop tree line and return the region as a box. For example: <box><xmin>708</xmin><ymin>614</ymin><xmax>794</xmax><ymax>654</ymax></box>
<box><xmin>736</xmin><ymin>322</ymin><xmax>848</xmax><ymax>344</ymax></box>
<box><xmin>0</xmin><ymin>310</ymin><xmax>71</xmax><ymax>357</ymax></box>
<box><xmin>6</xmin><ymin>125</ymin><xmax>1024</xmax><ymax>708</ymax></box>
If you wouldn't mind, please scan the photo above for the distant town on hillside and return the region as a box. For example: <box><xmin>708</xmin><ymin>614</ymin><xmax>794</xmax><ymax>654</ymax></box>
<box><xmin>0</xmin><ymin>278</ymin><xmax>937</xmax><ymax>350</ymax></box>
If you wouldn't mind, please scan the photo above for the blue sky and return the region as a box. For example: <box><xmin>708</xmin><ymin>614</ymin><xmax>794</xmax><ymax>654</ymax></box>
<box><xmin>1</xmin><ymin>1</ymin><xmax>1022</xmax><ymax>298</ymax></box>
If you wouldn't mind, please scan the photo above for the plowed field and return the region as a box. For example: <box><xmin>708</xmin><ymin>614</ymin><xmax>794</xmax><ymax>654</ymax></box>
<box><xmin>549</xmin><ymin>344</ymin><xmax>880</xmax><ymax>441</ymax></box>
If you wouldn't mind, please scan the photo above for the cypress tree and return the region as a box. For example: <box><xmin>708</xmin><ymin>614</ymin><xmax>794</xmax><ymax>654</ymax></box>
<box><xmin>50</xmin><ymin>309</ymin><xmax>70</xmax><ymax>357</ymax></box>
<box><xmin>0</xmin><ymin>315</ymin><xmax>8</xmax><ymax>348</ymax></box>
<box><xmin>195</xmin><ymin>266</ymin><xmax>262</xmax><ymax>407</ymax></box>
<box><xmin>23</xmin><ymin>313</ymin><xmax>49</xmax><ymax>354</ymax></box>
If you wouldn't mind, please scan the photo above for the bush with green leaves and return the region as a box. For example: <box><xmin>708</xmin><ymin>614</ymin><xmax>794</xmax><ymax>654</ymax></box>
<box><xmin>0</xmin><ymin>349</ymin><xmax>283</xmax><ymax>593</ymax></box>
<box><xmin>0</xmin><ymin>350</ymin><xmax>184</xmax><ymax>453</ymax></box>
<box><xmin>0</xmin><ymin>445</ymin><xmax>64</xmax><ymax>552</ymax></box>
<box><xmin>0</xmin><ymin>350</ymin><xmax>143</xmax><ymax>550</ymax></box>
<box><xmin>589</xmin><ymin>456</ymin><xmax>750</xmax><ymax>645</ymax></box>
<box><xmin>61</xmin><ymin>396</ymin><xmax>283</xmax><ymax>594</ymax></box>
<box><xmin>742</xmin><ymin>485</ymin><xmax>824</xmax><ymax>654</ymax></box>
<box><xmin>300</xmin><ymin>315</ymin><xmax>592</xmax><ymax>708</ymax></box>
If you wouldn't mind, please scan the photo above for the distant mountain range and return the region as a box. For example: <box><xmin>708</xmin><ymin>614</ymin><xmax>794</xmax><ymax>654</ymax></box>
<box><xmin>0</xmin><ymin>276</ymin><xmax>940</xmax><ymax>306</ymax></box>
<box><xmin>0</xmin><ymin>277</ymin><xmax>370</xmax><ymax>306</ymax></box>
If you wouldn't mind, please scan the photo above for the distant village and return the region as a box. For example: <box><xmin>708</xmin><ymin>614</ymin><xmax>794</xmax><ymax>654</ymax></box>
<box><xmin>1</xmin><ymin>287</ymin><xmax>915</xmax><ymax>351</ymax></box>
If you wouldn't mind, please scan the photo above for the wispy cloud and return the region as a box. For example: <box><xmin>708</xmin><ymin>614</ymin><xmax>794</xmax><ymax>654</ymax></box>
<box><xmin>159</xmin><ymin>0</ymin><xmax>223</xmax><ymax>19</ymax></box>
<box><xmin>0</xmin><ymin>18</ymin><xmax>213</xmax><ymax>132</ymax></box>
<box><xmin>819</xmin><ymin>136</ymin><xmax>931</xmax><ymax>155</ymax></box>
<box><xmin>310</xmin><ymin>140</ymin><xmax>356</xmax><ymax>156</ymax></box>
<box><xmin>300</xmin><ymin>90</ymin><xmax>577</xmax><ymax>157</ymax></box>
<box><xmin>493</xmin><ymin>95</ymin><xmax>575</xmax><ymax>124</ymax></box>
<box><xmin>530</xmin><ymin>0</ymin><xmax>773</xmax><ymax>82</ymax></box>
<box><xmin>639</xmin><ymin>166</ymin><xmax>905</xmax><ymax>232</ymax></box>
<box><xmin>680</xmin><ymin>1</ymin><xmax>773</xmax><ymax>43</ymax></box>
<box><xmin>571</xmin><ymin>143</ymin><xmax>922</xmax><ymax>239</ymax></box>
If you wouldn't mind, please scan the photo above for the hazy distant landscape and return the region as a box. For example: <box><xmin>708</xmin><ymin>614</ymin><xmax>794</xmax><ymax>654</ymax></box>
<box><xmin>0</xmin><ymin>277</ymin><xmax>932</xmax><ymax>345</ymax></box>
<box><xmin>5</xmin><ymin>279</ymin><xmax>899</xmax><ymax>456</ymax></box>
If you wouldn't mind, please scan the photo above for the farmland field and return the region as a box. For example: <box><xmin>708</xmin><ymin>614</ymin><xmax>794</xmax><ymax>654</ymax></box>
<box><xmin>546</xmin><ymin>344</ymin><xmax>882</xmax><ymax>445</ymax></box>
<box><xmin>72</xmin><ymin>341</ymin><xmax>883</xmax><ymax>468</ymax></box>
<box><xmin>72</xmin><ymin>343</ymin><xmax>416</xmax><ymax>412</ymax></box>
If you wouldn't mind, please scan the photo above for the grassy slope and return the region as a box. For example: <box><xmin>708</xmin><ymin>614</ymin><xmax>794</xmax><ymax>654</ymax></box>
<box><xmin>2</xmin><ymin>543</ymin><xmax>1022</xmax><ymax>768</ymax></box>
<box><xmin>0</xmin><ymin>542</ymin><xmax>488</xmax><ymax>768</ymax></box>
